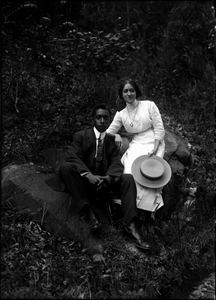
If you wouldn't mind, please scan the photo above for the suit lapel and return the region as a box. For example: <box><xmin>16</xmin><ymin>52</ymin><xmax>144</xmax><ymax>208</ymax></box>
<box><xmin>85</xmin><ymin>129</ymin><xmax>112</xmax><ymax>166</ymax></box>
<box><xmin>86</xmin><ymin>129</ymin><xmax>96</xmax><ymax>149</ymax></box>
<box><xmin>85</xmin><ymin>129</ymin><xmax>97</xmax><ymax>163</ymax></box>
<box><xmin>85</xmin><ymin>129</ymin><xmax>109</xmax><ymax>173</ymax></box>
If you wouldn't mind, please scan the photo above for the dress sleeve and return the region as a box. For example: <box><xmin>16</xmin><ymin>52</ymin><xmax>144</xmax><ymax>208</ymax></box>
<box><xmin>149</xmin><ymin>101</ymin><xmax>165</xmax><ymax>142</ymax></box>
<box><xmin>106</xmin><ymin>111</ymin><xmax>123</xmax><ymax>134</ymax></box>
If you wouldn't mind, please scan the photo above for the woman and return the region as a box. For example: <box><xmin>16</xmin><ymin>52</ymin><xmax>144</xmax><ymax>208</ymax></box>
<box><xmin>106</xmin><ymin>78</ymin><xmax>165</xmax><ymax>212</ymax></box>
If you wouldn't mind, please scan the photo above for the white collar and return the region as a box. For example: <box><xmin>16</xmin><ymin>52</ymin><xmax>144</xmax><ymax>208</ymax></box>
<box><xmin>126</xmin><ymin>99</ymin><xmax>139</xmax><ymax>111</ymax></box>
<box><xmin>93</xmin><ymin>127</ymin><xmax>106</xmax><ymax>140</ymax></box>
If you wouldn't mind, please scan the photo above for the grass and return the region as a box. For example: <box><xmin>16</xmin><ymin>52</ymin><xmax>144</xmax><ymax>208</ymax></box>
<box><xmin>1</xmin><ymin>97</ymin><xmax>215</xmax><ymax>299</ymax></box>
<box><xmin>1</xmin><ymin>192</ymin><xmax>214</xmax><ymax>299</ymax></box>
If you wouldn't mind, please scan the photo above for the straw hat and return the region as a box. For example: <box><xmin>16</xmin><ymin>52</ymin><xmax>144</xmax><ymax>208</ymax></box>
<box><xmin>131</xmin><ymin>155</ymin><xmax>172</xmax><ymax>188</ymax></box>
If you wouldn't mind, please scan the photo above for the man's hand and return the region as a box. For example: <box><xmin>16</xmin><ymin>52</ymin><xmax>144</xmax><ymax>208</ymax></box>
<box><xmin>85</xmin><ymin>173</ymin><xmax>104</xmax><ymax>186</ymax></box>
<box><xmin>85</xmin><ymin>174</ymin><xmax>112</xmax><ymax>191</ymax></box>
<box><xmin>103</xmin><ymin>175</ymin><xmax>112</xmax><ymax>186</ymax></box>
<box><xmin>96</xmin><ymin>175</ymin><xmax>112</xmax><ymax>191</ymax></box>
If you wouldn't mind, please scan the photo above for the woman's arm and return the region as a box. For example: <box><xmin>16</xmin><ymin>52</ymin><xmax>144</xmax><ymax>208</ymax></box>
<box><xmin>148</xmin><ymin>102</ymin><xmax>165</xmax><ymax>156</ymax></box>
<box><xmin>148</xmin><ymin>139</ymin><xmax>160</xmax><ymax>156</ymax></box>
<box><xmin>149</xmin><ymin>101</ymin><xmax>165</xmax><ymax>142</ymax></box>
<box><xmin>106</xmin><ymin>111</ymin><xmax>123</xmax><ymax>148</ymax></box>
<box><xmin>107</xmin><ymin>132</ymin><xmax>123</xmax><ymax>148</ymax></box>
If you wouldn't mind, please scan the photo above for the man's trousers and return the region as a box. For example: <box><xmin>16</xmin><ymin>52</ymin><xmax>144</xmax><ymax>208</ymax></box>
<box><xmin>59</xmin><ymin>162</ymin><xmax>138</xmax><ymax>226</ymax></box>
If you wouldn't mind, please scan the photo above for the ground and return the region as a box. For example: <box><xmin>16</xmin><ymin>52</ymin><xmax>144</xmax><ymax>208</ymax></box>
<box><xmin>188</xmin><ymin>272</ymin><xmax>215</xmax><ymax>299</ymax></box>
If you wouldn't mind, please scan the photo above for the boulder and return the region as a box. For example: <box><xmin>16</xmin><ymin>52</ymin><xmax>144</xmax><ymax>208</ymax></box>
<box><xmin>43</xmin><ymin>126</ymin><xmax>192</xmax><ymax>220</ymax></box>
<box><xmin>1</xmin><ymin>126</ymin><xmax>192</xmax><ymax>254</ymax></box>
<box><xmin>1</xmin><ymin>163</ymin><xmax>109</xmax><ymax>255</ymax></box>
<box><xmin>117</xmin><ymin>125</ymin><xmax>192</xmax><ymax>219</ymax></box>
<box><xmin>159</xmin><ymin>126</ymin><xmax>192</xmax><ymax>219</ymax></box>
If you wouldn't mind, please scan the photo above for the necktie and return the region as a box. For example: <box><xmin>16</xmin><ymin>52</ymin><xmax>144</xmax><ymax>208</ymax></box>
<box><xmin>95</xmin><ymin>134</ymin><xmax>103</xmax><ymax>173</ymax></box>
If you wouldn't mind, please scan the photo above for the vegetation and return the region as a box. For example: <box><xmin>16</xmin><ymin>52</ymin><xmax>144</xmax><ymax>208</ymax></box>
<box><xmin>1</xmin><ymin>1</ymin><xmax>215</xmax><ymax>299</ymax></box>
<box><xmin>1</xmin><ymin>193</ymin><xmax>214</xmax><ymax>299</ymax></box>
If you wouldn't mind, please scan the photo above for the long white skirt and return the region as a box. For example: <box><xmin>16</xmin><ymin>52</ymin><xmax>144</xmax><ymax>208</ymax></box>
<box><xmin>121</xmin><ymin>128</ymin><xmax>165</xmax><ymax>211</ymax></box>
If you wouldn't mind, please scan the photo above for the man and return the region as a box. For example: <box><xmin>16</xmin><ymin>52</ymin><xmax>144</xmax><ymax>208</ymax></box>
<box><xmin>46</xmin><ymin>103</ymin><xmax>150</xmax><ymax>250</ymax></box>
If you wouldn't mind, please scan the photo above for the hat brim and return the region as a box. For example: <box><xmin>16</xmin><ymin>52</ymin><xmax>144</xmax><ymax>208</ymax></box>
<box><xmin>131</xmin><ymin>155</ymin><xmax>172</xmax><ymax>188</ymax></box>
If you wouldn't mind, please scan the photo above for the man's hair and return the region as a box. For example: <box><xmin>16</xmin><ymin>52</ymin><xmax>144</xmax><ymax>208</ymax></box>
<box><xmin>118</xmin><ymin>78</ymin><xmax>142</xmax><ymax>99</ymax></box>
<box><xmin>92</xmin><ymin>103</ymin><xmax>112</xmax><ymax>118</ymax></box>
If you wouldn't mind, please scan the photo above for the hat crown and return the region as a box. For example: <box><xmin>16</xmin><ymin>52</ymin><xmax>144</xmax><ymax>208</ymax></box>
<box><xmin>140</xmin><ymin>158</ymin><xmax>164</xmax><ymax>180</ymax></box>
<box><xmin>132</xmin><ymin>154</ymin><xmax>172</xmax><ymax>188</ymax></box>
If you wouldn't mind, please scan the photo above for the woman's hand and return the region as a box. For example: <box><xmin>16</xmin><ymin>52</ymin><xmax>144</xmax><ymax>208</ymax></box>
<box><xmin>115</xmin><ymin>134</ymin><xmax>123</xmax><ymax>149</ymax></box>
<box><xmin>148</xmin><ymin>139</ymin><xmax>160</xmax><ymax>156</ymax></box>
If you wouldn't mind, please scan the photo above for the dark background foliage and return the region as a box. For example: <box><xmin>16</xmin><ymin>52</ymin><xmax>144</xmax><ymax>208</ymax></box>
<box><xmin>1</xmin><ymin>0</ymin><xmax>215</xmax><ymax>166</ymax></box>
<box><xmin>1</xmin><ymin>1</ymin><xmax>215</xmax><ymax>299</ymax></box>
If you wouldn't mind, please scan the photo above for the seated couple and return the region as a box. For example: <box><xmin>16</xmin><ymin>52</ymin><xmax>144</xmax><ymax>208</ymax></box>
<box><xmin>46</xmin><ymin>102</ymin><xmax>171</xmax><ymax>251</ymax></box>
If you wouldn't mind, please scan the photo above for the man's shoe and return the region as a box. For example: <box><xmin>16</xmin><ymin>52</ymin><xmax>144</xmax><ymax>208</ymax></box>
<box><xmin>125</xmin><ymin>221</ymin><xmax>151</xmax><ymax>250</ymax></box>
<box><xmin>87</xmin><ymin>207</ymin><xmax>101</xmax><ymax>231</ymax></box>
<box><xmin>112</xmin><ymin>203</ymin><xmax>123</xmax><ymax>226</ymax></box>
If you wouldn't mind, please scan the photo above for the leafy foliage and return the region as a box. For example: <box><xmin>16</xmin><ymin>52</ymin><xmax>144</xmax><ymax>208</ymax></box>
<box><xmin>1</xmin><ymin>193</ymin><xmax>214</xmax><ymax>299</ymax></box>
<box><xmin>1</xmin><ymin>1</ymin><xmax>215</xmax><ymax>298</ymax></box>
<box><xmin>2</xmin><ymin>1</ymin><xmax>215</xmax><ymax>167</ymax></box>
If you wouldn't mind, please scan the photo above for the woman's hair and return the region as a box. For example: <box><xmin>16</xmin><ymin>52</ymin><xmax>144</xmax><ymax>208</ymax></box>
<box><xmin>92</xmin><ymin>103</ymin><xmax>112</xmax><ymax>118</ymax></box>
<box><xmin>118</xmin><ymin>78</ymin><xmax>142</xmax><ymax>99</ymax></box>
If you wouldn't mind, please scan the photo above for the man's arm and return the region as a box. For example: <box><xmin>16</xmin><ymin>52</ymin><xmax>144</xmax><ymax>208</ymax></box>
<box><xmin>66</xmin><ymin>131</ymin><xmax>91</xmax><ymax>174</ymax></box>
<box><xmin>105</xmin><ymin>136</ymin><xmax>124</xmax><ymax>182</ymax></box>
<box><xmin>66</xmin><ymin>131</ymin><xmax>105</xmax><ymax>187</ymax></box>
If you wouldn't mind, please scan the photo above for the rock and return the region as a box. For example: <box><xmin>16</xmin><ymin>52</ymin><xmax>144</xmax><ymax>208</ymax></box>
<box><xmin>44</xmin><ymin>126</ymin><xmax>192</xmax><ymax>174</ymax></box>
<box><xmin>159</xmin><ymin>126</ymin><xmax>192</xmax><ymax>219</ymax></box>
<box><xmin>1</xmin><ymin>126</ymin><xmax>192</xmax><ymax>254</ymax></box>
<box><xmin>118</xmin><ymin>125</ymin><xmax>192</xmax><ymax>170</ymax></box>
<box><xmin>111</xmin><ymin>125</ymin><xmax>192</xmax><ymax>220</ymax></box>
<box><xmin>1</xmin><ymin>163</ymin><xmax>113</xmax><ymax>255</ymax></box>
<box><xmin>43</xmin><ymin>127</ymin><xmax>192</xmax><ymax>220</ymax></box>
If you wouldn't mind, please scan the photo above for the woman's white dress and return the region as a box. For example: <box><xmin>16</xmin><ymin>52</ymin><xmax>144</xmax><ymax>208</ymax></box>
<box><xmin>107</xmin><ymin>100</ymin><xmax>165</xmax><ymax>211</ymax></box>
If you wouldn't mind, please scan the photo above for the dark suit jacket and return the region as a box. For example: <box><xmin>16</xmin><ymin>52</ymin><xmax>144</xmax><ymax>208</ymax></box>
<box><xmin>46</xmin><ymin>128</ymin><xmax>124</xmax><ymax>192</ymax></box>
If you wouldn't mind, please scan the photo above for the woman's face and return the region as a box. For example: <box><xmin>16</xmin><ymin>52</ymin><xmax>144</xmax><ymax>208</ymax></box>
<box><xmin>122</xmin><ymin>83</ymin><xmax>136</xmax><ymax>104</ymax></box>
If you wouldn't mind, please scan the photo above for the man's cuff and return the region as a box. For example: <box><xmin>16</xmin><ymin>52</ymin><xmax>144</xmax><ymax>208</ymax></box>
<box><xmin>81</xmin><ymin>172</ymin><xmax>89</xmax><ymax>177</ymax></box>
<box><xmin>104</xmin><ymin>175</ymin><xmax>113</xmax><ymax>185</ymax></box>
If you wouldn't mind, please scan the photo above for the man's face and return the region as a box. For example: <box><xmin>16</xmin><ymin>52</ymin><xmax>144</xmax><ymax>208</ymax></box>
<box><xmin>93</xmin><ymin>109</ymin><xmax>110</xmax><ymax>133</ymax></box>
